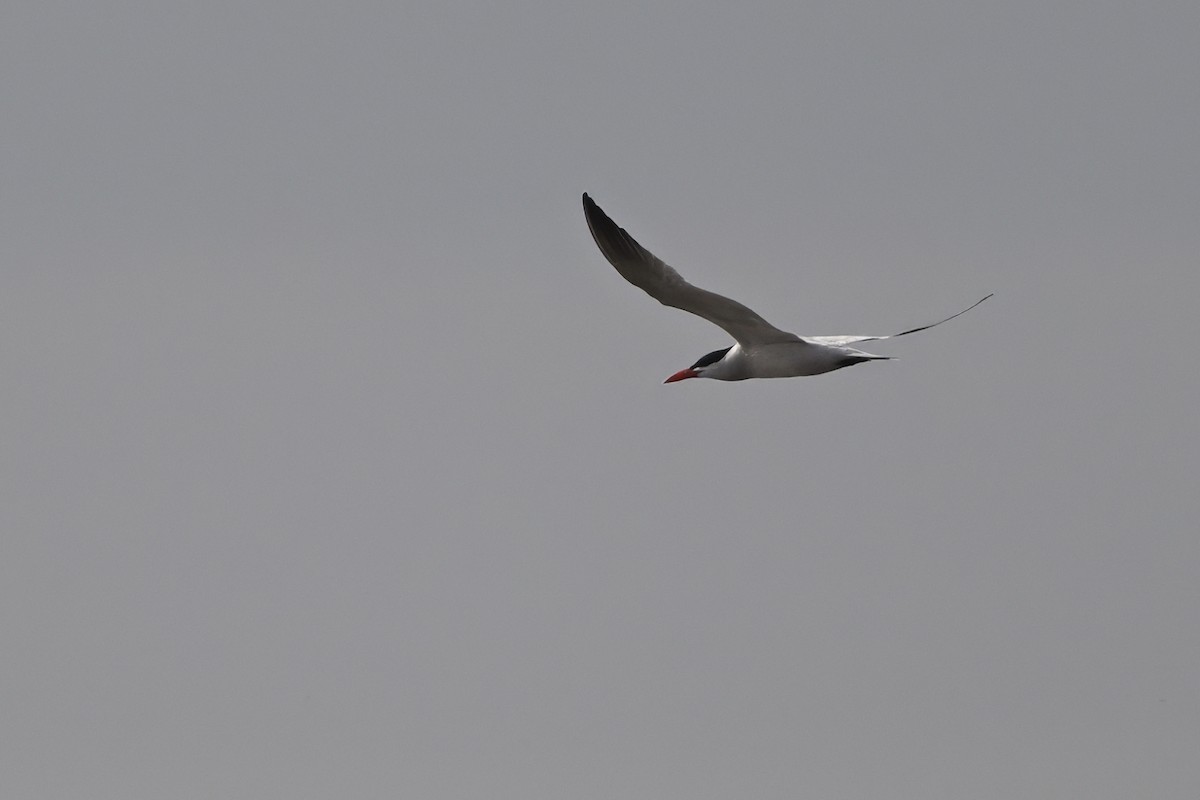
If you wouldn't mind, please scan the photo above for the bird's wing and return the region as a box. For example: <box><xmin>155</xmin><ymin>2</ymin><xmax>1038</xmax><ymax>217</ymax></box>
<box><xmin>804</xmin><ymin>294</ymin><xmax>993</xmax><ymax>346</ymax></box>
<box><xmin>583</xmin><ymin>194</ymin><xmax>802</xmax><ymax>346</ymax></box>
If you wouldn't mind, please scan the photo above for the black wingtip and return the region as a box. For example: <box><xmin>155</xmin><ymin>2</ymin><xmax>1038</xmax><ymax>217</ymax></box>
<box><xmin>581</xmin><ymin>193</ymin><xmax>611</xmax><ymax>229</ymax></box>
<box><xmin>888</xmin><ymin>292</ymin><xmax>995</xmax><ymax>339</ymax></box>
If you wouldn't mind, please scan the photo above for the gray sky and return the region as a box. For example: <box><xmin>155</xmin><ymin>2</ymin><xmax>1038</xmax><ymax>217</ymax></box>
<box><xmin>3</xmin><ymin>2</ymin><xmax>1198</xmax><ymax>798</ymax></box>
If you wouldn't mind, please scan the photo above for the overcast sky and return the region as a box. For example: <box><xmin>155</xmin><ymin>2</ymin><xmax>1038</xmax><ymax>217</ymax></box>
<box><xmin>2</xmin><ymin>2</ymin><xmax>1198</xmax><ymax>798</ymax></box>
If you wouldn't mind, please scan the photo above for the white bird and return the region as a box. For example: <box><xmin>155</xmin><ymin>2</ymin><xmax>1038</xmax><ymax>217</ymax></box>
<box><xmin>583</xmin><ymin>193</ymin><xmax>991</xmax><ymax>383</ymax></box>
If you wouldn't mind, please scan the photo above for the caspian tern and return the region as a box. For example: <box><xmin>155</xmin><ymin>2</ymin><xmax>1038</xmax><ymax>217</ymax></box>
<box><xmin>583</xmin><ymin>193</ymin><xmax>991</xmax><ymax>383</ymax></box>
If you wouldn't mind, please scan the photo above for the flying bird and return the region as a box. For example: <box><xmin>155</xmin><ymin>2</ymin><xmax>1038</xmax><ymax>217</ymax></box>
<box><xmin>582</xmin><ymin>193</ymin><xmax>991</xmax><ymax>383</ymax></box>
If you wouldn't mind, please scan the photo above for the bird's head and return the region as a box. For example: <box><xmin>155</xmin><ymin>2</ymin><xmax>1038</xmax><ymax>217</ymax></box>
<box><xmin>664</xmin><ymin>346</ymin><xmax>733</xmax><ymax>383</ymax></box>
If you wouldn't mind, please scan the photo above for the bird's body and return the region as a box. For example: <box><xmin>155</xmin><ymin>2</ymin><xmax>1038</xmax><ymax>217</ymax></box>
<box><xmin>682</xmin><ymin>342</ymin><xmax>884</xmax><ymax>382</ymax></box>
<box><xmin>582</xmin><ymin>193</ymin><xmax>990</xmax><ymax>383</ymax></box>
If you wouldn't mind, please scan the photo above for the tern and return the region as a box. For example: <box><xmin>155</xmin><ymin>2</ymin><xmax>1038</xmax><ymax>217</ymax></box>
<box><xmin>583</xmin><ymin>193</ymin><xmax>991</xmax><ymax>383</ymax></box>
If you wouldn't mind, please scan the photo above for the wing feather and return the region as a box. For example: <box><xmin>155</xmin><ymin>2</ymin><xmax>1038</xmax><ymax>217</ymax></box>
<box><xmin>583</xmin><ymin>194</ymin><xmax>800</xmax><ymax>346</ymax></box>
<box><xmin>805</xmin><ymin>294</ymin><xmax>993</xmax><ymax>346</ymax></box>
